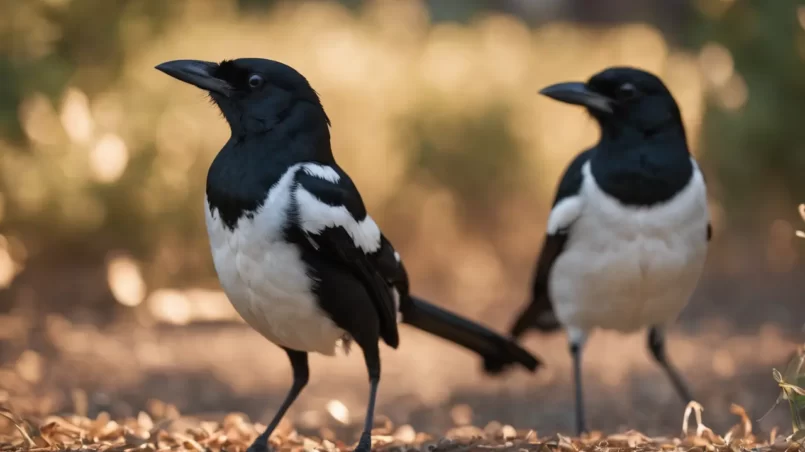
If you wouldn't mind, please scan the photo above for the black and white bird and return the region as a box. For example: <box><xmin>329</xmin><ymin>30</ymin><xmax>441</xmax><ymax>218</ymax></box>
<box><xmin>503</xmin><ymin>67</ymin><xmax>710</xmax><ymax>434</ymax></box>
<box><xmin>155</xmin><ymin>58</ymin><xmax>539</xmax><ymax>452</ymax></box>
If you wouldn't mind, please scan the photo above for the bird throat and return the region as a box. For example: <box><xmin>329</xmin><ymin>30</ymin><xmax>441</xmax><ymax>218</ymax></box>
<box><xmin>205</xmin><ymin>130</ymin><xmax>333</xmax><ymax>230</ymax></box>
<box><xmin>589</xmin><ymin>143</ymin><xmax>694</xmax><ymax>208</ymax></box>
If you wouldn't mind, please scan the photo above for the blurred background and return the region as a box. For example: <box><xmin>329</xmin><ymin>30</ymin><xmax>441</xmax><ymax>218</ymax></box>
<box><xmin>0</xmin><ymin>0</ymin><xmax>803</xmax><ymax>440</ymax></box>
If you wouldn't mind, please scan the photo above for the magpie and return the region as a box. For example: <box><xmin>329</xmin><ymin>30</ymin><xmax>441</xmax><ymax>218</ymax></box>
<box><xmin>155</xmin><ymin>58</ymin><xmax>540</xmax><ymax>452</ymax></box>
<box><xmin>503</xmin><ymin>67</ymin><xmax>710</xmax><ymax>434</ymax></box>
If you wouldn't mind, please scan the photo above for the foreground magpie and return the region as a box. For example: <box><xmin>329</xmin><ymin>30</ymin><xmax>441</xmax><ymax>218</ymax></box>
<box><xmin>155</xmin><ymin>58</ymin><xmax>539</xmax><ymax>452</ymax></box>
<box><xmin>504</xmin><ymin>67</ymin><xmax>710</xmax><ymax>434</ymax></box>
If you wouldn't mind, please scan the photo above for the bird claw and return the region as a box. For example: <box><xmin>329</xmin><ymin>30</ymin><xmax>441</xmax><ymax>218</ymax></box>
<box><xmin>246</xmin><ymin>439</ymin><xmax>273</xmax><ymax>452</ymax></box>
<box><xmin>354</xmin><ymin>431</ymin><xmax>372</xmax><ymax>452</ymax></box>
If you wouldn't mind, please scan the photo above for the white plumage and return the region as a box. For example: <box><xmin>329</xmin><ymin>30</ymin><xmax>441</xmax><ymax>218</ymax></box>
<box><xmin>205</xmin><ymin>162</ymin><xmax>378</xmax><ymax>355</ymax></box>
<box><xmin>301</xmin><ymin>163</ymin><xmax>341</xmax><ymax>183</ymax></box>
<box><xmin>295</xmin><ymin>187</ymin><xmax>382</xmax><ymax>254</ymax></box>
<box><xmin>548</xmin><ymin>159</ymin><xmax>709</xmax><ymax>338</ymax></box>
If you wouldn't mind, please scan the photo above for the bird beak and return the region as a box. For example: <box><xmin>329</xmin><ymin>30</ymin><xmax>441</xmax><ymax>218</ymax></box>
<box><xmin>539</xmin><ymin>82</ymin><xmax>613</xmax><ymax>114</ymax></box>
<box><xmin>155</xmin><ymin>59</ymin><xmax>232</xmax><ymax>97</ymax></box>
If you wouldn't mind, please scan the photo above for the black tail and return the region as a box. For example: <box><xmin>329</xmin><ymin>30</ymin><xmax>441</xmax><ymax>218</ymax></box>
<box><xmin>400</xmin><ymin>295</ymin><xmax>541</xmax><ymax>374</ymax></box>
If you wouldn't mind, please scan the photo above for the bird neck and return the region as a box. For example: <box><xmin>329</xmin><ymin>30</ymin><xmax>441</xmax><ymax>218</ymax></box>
<box><xmin>236</xmin><ymin>122</ymin><xmax>334</xmax><ymax>164</ymax></box>
<box><xmin>206</xmin><ymin>107</ymin><xmax>335</xmax><ymax>230</ymax></box>
<box><xmin>598</xmin><ymin>118</ymin><xmax>687</xmax><ymax>145</ymax></box>
<box><xmin>223</xmin><ymin>99</ymin><xmax>335</xmax><ymax>163</ymax></box>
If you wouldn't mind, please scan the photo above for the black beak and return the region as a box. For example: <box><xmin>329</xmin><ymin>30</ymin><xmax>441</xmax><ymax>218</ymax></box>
<box><xmin>155</xmin><ymin>59</ymin><xmax>232</xmax><ymax>97</ymax></box>
<box><xmin>539</xmin><ymin>82</ymin><xmax>613</xmax><ymax>114</ymax></box>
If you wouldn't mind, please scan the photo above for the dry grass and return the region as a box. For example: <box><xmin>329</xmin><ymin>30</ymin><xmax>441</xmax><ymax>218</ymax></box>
<box><xmin>1</xmin><ymin>400</ymin><xmax>802</xmax><ymax>452</ymax></box>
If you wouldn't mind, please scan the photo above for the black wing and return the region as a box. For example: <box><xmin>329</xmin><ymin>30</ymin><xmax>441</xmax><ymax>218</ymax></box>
<box><xmin>292</xmin><ymin>167</ymin><xmax>401</xmax><ymax>348</ymax></box>
<box><xmin>510</xmin><ymin>149</ymin><xmax>593</xmax><ymax>338</ymax></box>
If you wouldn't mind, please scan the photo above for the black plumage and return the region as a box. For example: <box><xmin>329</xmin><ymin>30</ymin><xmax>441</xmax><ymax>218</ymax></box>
<box><xmin>500</xmin><ymin>67</ymin><xmax>711</xmax><ymax>434</ymax></box>
<box><xmin>156</xmin><ymin>58</ymin><xmax>539</xmax><ymax>452</ymax></box>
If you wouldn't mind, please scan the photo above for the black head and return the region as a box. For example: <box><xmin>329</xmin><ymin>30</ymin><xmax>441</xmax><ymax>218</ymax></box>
<box><xmin>155</xmin><ymin>58</ymin><xmax>329</xmax><ymax>136</ymax></box>
<box><xmin>539</xmin><ymin>67</ymin><xmax>684</xmax><ymax>138</ymax></box>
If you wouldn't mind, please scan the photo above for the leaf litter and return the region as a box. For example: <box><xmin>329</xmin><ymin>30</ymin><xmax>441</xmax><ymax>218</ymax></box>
<box><xmin>1</xmin><ymin>398</ymin><xmax>804</xmax><ymax>452</ymax></box>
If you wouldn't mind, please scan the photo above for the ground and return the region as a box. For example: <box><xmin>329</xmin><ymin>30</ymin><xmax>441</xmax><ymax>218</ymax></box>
<box><xmin>0</xmin><ymin>259</ymin><xmax>802</xmax><ymax>451</ymax></box>
<box><xmin>0</xmin><ymin>399</ymin><xmax>802</xmax><ymax>451</ymax></box>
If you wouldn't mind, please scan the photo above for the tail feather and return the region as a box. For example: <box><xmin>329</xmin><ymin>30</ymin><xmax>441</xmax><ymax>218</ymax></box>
<box><xmin>400</xmin><ymin>295</ymin><xmax>541</xmax><ymax>374</ymax></box>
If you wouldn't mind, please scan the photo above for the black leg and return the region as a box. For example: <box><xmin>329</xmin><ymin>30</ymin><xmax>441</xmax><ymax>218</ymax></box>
<box><xmin>354</xmin><ymin>343</ymin><xmax>381</xmax><ymax>452</ymax></box>
<box><xmin>570</xmin><ymin>340</ymin><xmax>586</xmax><ymax>435</ymax></box>
<box><xmin>248</xmin><ymin>348</ymin><xmax>309</xmax><ymax>452</ymax></box>
<box><xmin>648</xmin><ymin>327</ymin><xmax>693</xmax><ymax>403</ymax></box>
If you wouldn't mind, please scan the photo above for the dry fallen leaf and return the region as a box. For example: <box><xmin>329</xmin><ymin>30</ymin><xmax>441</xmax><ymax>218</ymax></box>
<box><xmin>0</xmin><ymin>400</ymin><xmax>799</xmax><ymax>452</ymax></box>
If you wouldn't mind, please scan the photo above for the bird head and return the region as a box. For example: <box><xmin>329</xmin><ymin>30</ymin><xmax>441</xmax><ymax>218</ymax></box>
<box><xmin>539</xmin><ymin>67</ymin><xmax>684</xmax><ymax>138</ymax></box>
<box><xmin>155</xmin><ymin>58</ymin><xmax>329</xmax><ymax>137</ymax></box>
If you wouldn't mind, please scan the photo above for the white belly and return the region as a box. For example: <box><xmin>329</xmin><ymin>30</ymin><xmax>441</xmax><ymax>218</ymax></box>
<box><xmin>203</xmin><ymin>166</ymin><xmax>346</xmax><ymax>355</ymax></box>
<box><xmin>549</xmin><ymin>162</ymin><xmax>709</xmax><ymax>333</ymax></box>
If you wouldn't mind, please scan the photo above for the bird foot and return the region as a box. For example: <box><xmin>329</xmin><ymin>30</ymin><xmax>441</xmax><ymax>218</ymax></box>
<box><xmin>246</xmin><ymin>439</ymin><xmax>273</xmax><ymax>452</ymax></box>
<box><xmin>354</xmin><ymin>431</ymin><xmax>372</xmax><ymax>452</ymax></box>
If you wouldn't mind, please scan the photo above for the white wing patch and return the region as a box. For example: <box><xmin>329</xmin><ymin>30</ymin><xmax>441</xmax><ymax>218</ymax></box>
<box><xmin>295</xmin><ymin>187</ymin><xmax>382</xmax><ymax>253</ymax></box>
<box><xmin>547</xmin><ymin>196</ymin><xmax>584</xmax><ymax>234</ymax></box>
<box><xmin>302</xmin><ymin>163</ymin><xmax>341</xmax><ymax>183</ymax></box>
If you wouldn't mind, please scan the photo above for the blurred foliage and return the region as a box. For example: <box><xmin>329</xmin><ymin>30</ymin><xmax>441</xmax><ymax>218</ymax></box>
<box><xmin>0</xmin><ymin>0</ymin><xmax>800</xmax><ymax>319</ymax></box>
<box><xmin>403</xmin><ymin>103</ymin><xmax>524</xmax><ymax>223</ymax></box>
<box><xmin>688</xmin><ymin>0</ymin><xmax>805</xmax><ymax>225</ymax></box>
<box><xmin>0</xmin><ymin>0</ymin><xmax>179</xmax><ymax>143</ymax></box>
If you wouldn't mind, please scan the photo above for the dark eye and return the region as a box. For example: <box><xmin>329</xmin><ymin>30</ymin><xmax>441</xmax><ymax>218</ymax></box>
<box><xmin>248</xmin><ymin>74</ymin><xmax>264</xmax><ymax>88</ymax></box>
<box><xmin>618</xmin><ymin>83</ymin><xmax>638</xmax><ymax>98</ymax></box>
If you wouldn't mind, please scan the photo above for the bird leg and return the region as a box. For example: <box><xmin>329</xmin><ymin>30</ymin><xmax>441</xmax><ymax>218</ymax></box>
<box><xmin>568</xmin><ymin>329</ymin><xmax>588</xmax><ymax>435</ymax></box>
<box><xmin>648</xmin><ymin>327</ymin><xmax>693</xmax><ymax>403</ymax></box>
<box><xmin>248</xmin><ymin>349</ymin><xmax>309</xmax><ymax>452</ymax></box>
<box><xmin>355</xmin><ymin>345</ymin><xmax>381</xmax><ymax>452</ymax></box>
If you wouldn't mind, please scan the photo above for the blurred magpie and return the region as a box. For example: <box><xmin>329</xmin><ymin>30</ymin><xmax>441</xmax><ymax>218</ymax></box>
<box><xmin>504</xmin><ymin>67</ymin><xmax>710</xmax><ymax>434</ymax></box>
<box><xmin>155</xmin><ymin>58</ymin><xmax>539</xmax><ymax>452</ymax></box>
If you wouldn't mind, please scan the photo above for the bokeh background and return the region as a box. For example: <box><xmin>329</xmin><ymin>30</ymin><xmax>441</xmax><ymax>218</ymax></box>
<box><xmin>0</xmin><ymin>0</ymin><xmax>803</xmax><ymax>441</ymax></box>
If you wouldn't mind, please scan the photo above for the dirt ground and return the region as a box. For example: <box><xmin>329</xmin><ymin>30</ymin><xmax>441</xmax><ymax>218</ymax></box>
<box><xmin>0</xmin><ymin>259</ymin><xmax>803</xmax><ymax>451</ymax></box>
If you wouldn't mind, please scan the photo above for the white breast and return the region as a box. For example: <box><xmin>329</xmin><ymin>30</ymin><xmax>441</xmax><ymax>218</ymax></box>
<box><xmin>204</xmin><ymin>164</ymin><xmax>346</xmax><ymax>355</ymax></box>
<box><xmin>549</xmin><ymin>160</ymin><xmax>709</xmax><ymax>334</ymax></box>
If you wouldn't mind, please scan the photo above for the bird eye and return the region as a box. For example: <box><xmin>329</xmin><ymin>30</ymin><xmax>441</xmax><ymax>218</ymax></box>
<box><xmin>618</xmin><ymin>83</ymin><xmax>638</xmax><ymax>98</ymax></box>
<box><xmin>248</xmin><ymin>74</ymin><xmax>264</xmax><ymax>88</ymax></box>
